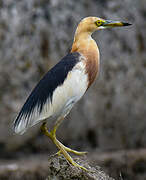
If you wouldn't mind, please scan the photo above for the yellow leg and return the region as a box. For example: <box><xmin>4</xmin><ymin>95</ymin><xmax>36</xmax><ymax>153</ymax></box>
<box><xmin>40</xmin><ymin>122</ymin><xmax>88</xmax><ymax>171</ymax></box>
<box><xmin>52</xmin><ymin>117</ymin><xmax>87</xmax><ymax>155</ymax></box>
<box><xmin>56</xmin><ymin>143</ymin><xmax>87</xmax><ymax>156</ymax></box>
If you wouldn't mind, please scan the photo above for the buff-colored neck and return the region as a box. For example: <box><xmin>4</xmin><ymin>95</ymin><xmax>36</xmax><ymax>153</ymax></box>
<box><xmin>71</xmin><ymin>23</ymin><xmax>99</xmax><ymax>56</ymax></box>
<box><xmin>71</xmin><ymin>23</ymin><xmax>100</xmax><ymax>88</ymax></box>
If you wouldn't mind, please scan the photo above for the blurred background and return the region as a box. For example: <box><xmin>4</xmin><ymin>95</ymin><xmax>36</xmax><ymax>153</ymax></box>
<box><xmin>0</xmin><ymin>0</ymin><xmax>145</xmax><ymax>179</ymax></box>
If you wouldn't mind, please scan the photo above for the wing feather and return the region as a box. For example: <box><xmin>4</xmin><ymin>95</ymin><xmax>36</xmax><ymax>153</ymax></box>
<box><xmin>13</xmin><ymin>52</ymin><xmax>81</xmax><ymax>134</ymax></box>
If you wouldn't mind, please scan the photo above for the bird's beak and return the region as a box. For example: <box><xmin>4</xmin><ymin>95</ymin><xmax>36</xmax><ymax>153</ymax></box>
<box><xmin>102</xmin><ymin>20</ymin><xmax>132</xmax><ymax>28</ymax></box>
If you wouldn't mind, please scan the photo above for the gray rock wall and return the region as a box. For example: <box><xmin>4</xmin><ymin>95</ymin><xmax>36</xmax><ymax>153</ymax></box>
<box><xmin>0</xmin><ymin>0</ymin><xmax>145</xmax><ymax>156</ymax></box>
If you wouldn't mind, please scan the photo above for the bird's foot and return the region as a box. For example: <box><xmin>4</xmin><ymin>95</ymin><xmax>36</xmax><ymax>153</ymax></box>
<box><xmin>56</xmin><ymin>147</ymin><xmax>87</xmax><ymax>156</ymax></box>
<box><xmin>55</xmin><ymin>151</ymin><xmax>88</xmax><ymax>171</ymax></box>
<box><xmin>55</xmin><ymin>139</ymin><xmax>87</xmax><ymax>156</ymax></box>
<box><xmin>41</xmin><ymin>122</ymin><xmax>88</xmax><ymax>171</ymax></box>
<box><xmin>70</xmin><ymin>160</ymin><xmax>88</xmax><ymax>171</ymax></box>
<box><xmin>54</xmin><ymin>139</ymin><xmax>88</xmax><ymax>171</ymax></box>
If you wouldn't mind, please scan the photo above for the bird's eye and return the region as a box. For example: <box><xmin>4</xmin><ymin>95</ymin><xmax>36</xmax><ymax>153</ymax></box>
<box><xmin>95</xmin><ymin>20</ymin><xmax>102</xmax><ymax>27</ymax></box>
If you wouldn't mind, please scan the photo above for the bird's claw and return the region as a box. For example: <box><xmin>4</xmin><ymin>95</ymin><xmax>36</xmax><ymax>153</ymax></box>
<box><xmin>55</xmin><ymin>150</ymin><xmax>62</xmax><ymax>156</ymax></box>
<box><xmin>56</xmin><ymin>149</ymin><xmax>87</xmax><ymax>156</ymax></box>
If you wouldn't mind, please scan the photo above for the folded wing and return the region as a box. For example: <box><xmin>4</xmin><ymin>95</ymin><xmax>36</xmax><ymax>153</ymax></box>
<box><xmin>13</xmin><ymin>52</ymin><xmax>82</xmax><ymax>134</ymax></box>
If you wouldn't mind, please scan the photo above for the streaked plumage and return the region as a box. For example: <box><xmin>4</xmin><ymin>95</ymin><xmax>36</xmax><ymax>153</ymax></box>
<box><xmin>13</xmin><ymin>16</ymin><xmax>131</xmax><ymax>170</ymax></box>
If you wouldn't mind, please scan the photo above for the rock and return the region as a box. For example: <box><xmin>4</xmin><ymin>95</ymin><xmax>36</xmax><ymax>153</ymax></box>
<box><xmin>47</xmin><ymin>155</ymin><xmax>115</xmax><ymax>180</ymax></box>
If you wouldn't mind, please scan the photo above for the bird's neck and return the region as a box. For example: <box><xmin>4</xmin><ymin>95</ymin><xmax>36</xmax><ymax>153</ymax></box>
<box><xmin>71</xmin><ymin>32</ymin><xmax>94</xmax><ymax>52</ymax></box>
<box><xmin>71</xmin><ymin>32</ymin><xmax>100</xmax><ymax>88</ymax></box>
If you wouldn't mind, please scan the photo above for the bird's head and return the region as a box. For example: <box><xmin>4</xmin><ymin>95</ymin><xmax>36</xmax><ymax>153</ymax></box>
<box><xmin>75</xmin><ymin>16</ymin><xmax>132</xmax><ymax>36</ymax></box>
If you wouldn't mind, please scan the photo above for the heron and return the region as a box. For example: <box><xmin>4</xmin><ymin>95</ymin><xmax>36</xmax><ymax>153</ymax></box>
<box><xmin>13</xmin><ymin>17</ymin><xmax>131</xmax><ymax>170</ymax></box>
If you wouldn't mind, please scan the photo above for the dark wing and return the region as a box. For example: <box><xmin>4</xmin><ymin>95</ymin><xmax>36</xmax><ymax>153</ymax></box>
<box><xmin>13</xmin><ymin>52</ymin><xmax>80</xmax><ymax>134</ymax></box>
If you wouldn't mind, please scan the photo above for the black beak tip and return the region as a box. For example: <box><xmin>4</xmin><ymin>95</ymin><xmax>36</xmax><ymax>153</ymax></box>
<box><xmin>123</xmin><ymin>22</ymin><xmax>132</xmax><ymax>26</ymax></box>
